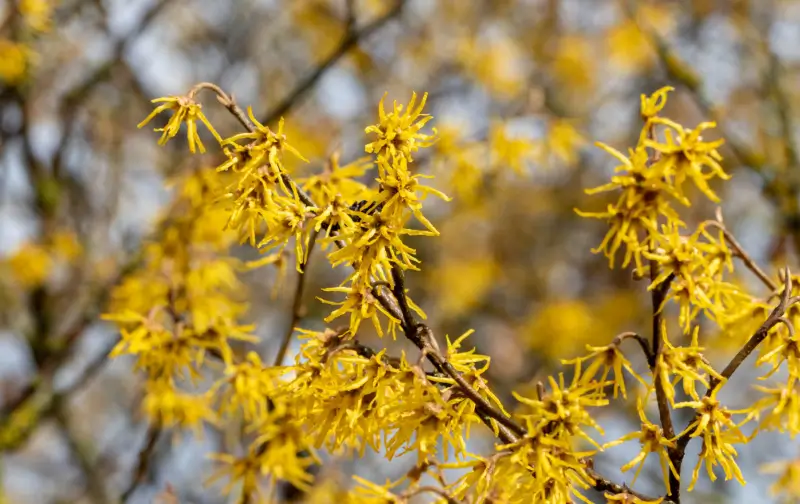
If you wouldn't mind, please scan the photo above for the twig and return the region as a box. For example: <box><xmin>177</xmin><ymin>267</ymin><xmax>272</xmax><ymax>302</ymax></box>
<box><xmin>188</xmin><ymin>82</ymin><xmax>255</xmax><ymax>133</ymax></box>
<box><xmin>273</xmin><ymin>228</ymin><xmax>320</xmax><ymax>366</ymax></box>
<box><xmin>402</xmin><ymin>485</ymin><xmax>462</xmax><ymax>504</ymax></box>
<box><xmin>53</xmin><ymin>401</ymin><xmax>111</xmax><ymax>504</ymax></box>
<box><xmin>260</xmin><ymin>0</ymin><xmax>406</xmax><ymax>125</ymax></box>
<box><xmin>120</xmin><ymin>423</ymin><xmax>162</xmax><ymax>502</ymax></box>
<box><xmin>702</xmin><ymin>220</ymin><xmax>777</xmax><ymax>291</ymax></box>
<box><xmin>647</xmin><ymin>261</ymin><xmax>679</xmax><ymax>499</ymax></box>
<box><xmin>613</xmin><ymin>331</ymin><xmax>654</xmax><ymax>365</ymax></box>
<box><xmin>712</xmin><ymin>267</ymin><xmax>793</xmax><ymax>389</ymax></box>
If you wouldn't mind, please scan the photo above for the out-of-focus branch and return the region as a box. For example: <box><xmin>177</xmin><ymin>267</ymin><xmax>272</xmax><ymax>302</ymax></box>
<box><xmin>120</xmin><ymin>424</ymin><xmax>162</xmax><ymax>503</ymax></box>
<box><xmin>54</xmin><ymin>400</ymin><xmax>111</xmax><ymax>504</ymax></box>
<box><xmin>260</xmin><ymin>0</ymin><xmax>406</xmax><ymax>125</ymax></box>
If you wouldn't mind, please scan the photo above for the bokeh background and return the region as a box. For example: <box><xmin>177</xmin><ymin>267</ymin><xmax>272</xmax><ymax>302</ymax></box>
<box><xmin>1</xmin><ymin>0</ymin><xmax>799</xmax><ymax>502</ymax></box>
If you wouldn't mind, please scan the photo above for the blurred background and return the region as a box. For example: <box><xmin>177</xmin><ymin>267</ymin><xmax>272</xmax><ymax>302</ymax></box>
<box><xmin>1</xmin><ymin>0</ymin><xmax>799</xmax><ymax>502</ymax></box>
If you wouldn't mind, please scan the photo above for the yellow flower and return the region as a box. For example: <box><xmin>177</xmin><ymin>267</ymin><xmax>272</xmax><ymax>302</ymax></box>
<box><xmin>142</xmin><ymin>380</ymin><xmax>216</xmax><ymax>434</ymax></box>
<box><xmin>674</xmin><ymin>389</ymin><xmax>748</xmax><ymax>491</ymax></box>
<box><xmin>138</xmin><ymin>95</ymin><xmax>222</xmax><ymax>153</ymax></box>
<box><xmin>7</xmin><ymin>242</ymin><xmax>53</xmax><ymax>287</ymax></box>
<box><xmin>645</xmin><ymin>118</ymin><xmax>729</xmax><ymax>202</ymax></box>
<box><xmin>563</xmin><ymin>339</ymin><xmax>647</xmax><ymax>399</ymax></box>
<box><xmin>655</xmin><ymin>323</ymin><xmax>722</xmax><ymax>404</ymax></box>
<box><xmin>319</xmin><ymin>281</ymin><xmax>400</xmax><ymax>337</ymax></box>
<box><xmin>762</xmin><ymin>458</ymin><xmax>800</xmax><ymax>501</ymax></box>
<box><xmin>20</xmin><ymin>0</ymin><xmax>56</xmax><ymax>32</ymax></box>
<box><xmin>0</xmin><ymin>40</ymin><xmax>29</xmax><ymax>85</ymax></box>
<box><xmin>604</xmin><ymin>397</ymin><xmax>677</xmax><ymax>493</ymax></box>
<box><xmin>489</xmin><ymin>122</ymin><xmax>540</xmax><ymax>175</ymax></box>
<box><xmin>641</xmin><ymin>86</ymin><xmax>674</xmax><ymax>119</ymax></box>
<box><xmin>365</xmin><ymin>92</ymin><xmax>437</xmax><ymax>162</ymax></box>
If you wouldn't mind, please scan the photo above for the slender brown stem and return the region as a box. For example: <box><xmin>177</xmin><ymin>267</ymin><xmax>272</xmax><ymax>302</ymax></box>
<box><xmin>648</xmin><ymin>261</ymin><xmax>679</xmax><ymax>500</ymax></box>
<box><xmin>613</xmin><ymin>331</ymin><xmax>654</xmax><ymax>367</ymax></box>
<box><xmin>402</xmin><ymin>486</ymin><xmax>462</xmax><ymax>504</ymax></box>
<box><xmin>712</xmin><ymin>267</ymin><xmax>793</xmax><ymax>389</ymax></box>
<box><xmin>54</xmin><ymin>401</ymin><xmax>111</xmax><ymax>504</ymax></box>
<box><xmin>702</xmin><ymin>220</ymin><xmax>777</xmax><ymax>291</ymax></box>
<box><xmin>273</xmin><ymin>229</ymin><xmax>320</xmax><ymax>367</ymax></box>
<box><xmin>120</xmin><ymin>424</ymin><xmax>161</xmax><ymax>502</ymax></box>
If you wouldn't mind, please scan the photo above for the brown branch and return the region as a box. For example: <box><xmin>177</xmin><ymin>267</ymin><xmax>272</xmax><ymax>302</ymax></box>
<box><xmin>713</xmin><ymin>267</ymin><xmax>793</xmax><ymax>389</ymax></box>
<box><xmin>613</xmin><ymin>331</ymin><xmax>654</xmax><ymax>365</ymax></box>
<box><xmin>702</xmin><ymin>220</ymin><xmax>777</xmax><ymax>291</ymax></box>
<box><xmin>120</xmin><ymin>424</ymin><xmax>161</xmax><ymax>502</ymax></box>
<box><xmin>188</xmin><ymin>82</ymin><xmax>256</xmax><ymax>133</ymax></box>
<box><xmin>53</xmin><ymin>401</ymin><xmax>111</xmax><ymax>504</ymax></box>
<box><xmin>647</xmin><ymin>261</ymin><xmax>679</xmax><ymax>500</ymax></box>
<box><xmin>273</xmin><ymin>229</ymin><xmax>320</xmax><ymax>366</ymax></box>
<box><xmin>260</xmin><ymin>0</ymin><xmax>406</xmax><ymax>125</ymax></box>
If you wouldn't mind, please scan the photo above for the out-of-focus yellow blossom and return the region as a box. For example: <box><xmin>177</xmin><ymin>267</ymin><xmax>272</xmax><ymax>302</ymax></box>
<box><xmin>433</xmin><ymin>258</ymin><xmax>497</xmax><ymax>318</ymax></box>
<box><xmin>606</xmin><ymin>5</ymin><xmax>675</xmax><ymax>73</ymax></box>
<box><xmin>762</xmin><ymin>458</ymin><xmax>800</xmax><ymax>502</ymax></box>
<box><xmin>489</xmin><ymin>122</ymin><xmax>540</xmax><ymax>175</ymax></box>
<box><xmin>209</xmin><ymin>423</ymin><xmax>317</xmax><ymax>497</ymax></box>
<box><xmin>0</xmin><ymin>41</ymin><xmax>29</xmax><ymax>85</ymax></box>
<box><xmin>547</xmin><ymin>119</ymin><xmax>585</xmax><ymax>166</ymax></box>
<box><xmin>142</xmin><ymin>381</ymin><xmax>216</xmax><ymax>434</ymax></box>
<box><xmin>49</xmin><ymin>230</ymin><xmax>82</xmax><ymax>262</ymax></box>
<box><xmin>20</xmin><ymin>0</ymin><xmax>58</xmax><ymax>32</ymax></box>
<box><xmin>552</xmin><ymin>36</ymin><xmax>596</xmax><ymax>93</ymax></box>
<box><xmin>212</xmin><ymin>351</ymin><xmax>283</xmax><ymax>423</ymax></box>
<box><xmin>458</xmin><ymin>35</ymin><xmax>526</xmax><ymax>98</ymax></box>
<box><xmin>6</xmin><ymin>242</ymin><xmax>53</xmax><ymax>287</ymax></box>
<box><xmin>523</xmin><ymin>299</ymin><xmax>608</xmax><ymax>358</ymax></box>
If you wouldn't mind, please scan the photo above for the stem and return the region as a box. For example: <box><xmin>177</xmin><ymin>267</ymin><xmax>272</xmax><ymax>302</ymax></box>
<box><xmin>260</xmin><ymin>0</ymin><xmax>406</xmax><ymax>125</ymax></box>
<box><xmin>614</xmin><ymin>331</ymin><xmax>654</xmax><ymax>365</ymax></box>
<box><xmin>649</xmin><ymin>262</ymin><xmax>678</xmax><ymax>500</ymax></box>
<box><xmin>120</xmin><ymin>424</ymin><xmax>161</xmax><ymax>502</ymax></box>
<box><xmin>273</xmin><ymin>229</ymin><xmax>320</xmax><ymax>367</ymax></box>
<box><xmin>702</xmin><ymin>220</ymin><xmax>777</xmax><ymax>291</ymax></box>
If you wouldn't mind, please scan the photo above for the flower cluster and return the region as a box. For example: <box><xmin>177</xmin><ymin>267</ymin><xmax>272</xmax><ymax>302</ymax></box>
<box><xmin>106</xmin><ymin>82</ymin><xmax>800</xmax><ymax>504</ymax></box>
